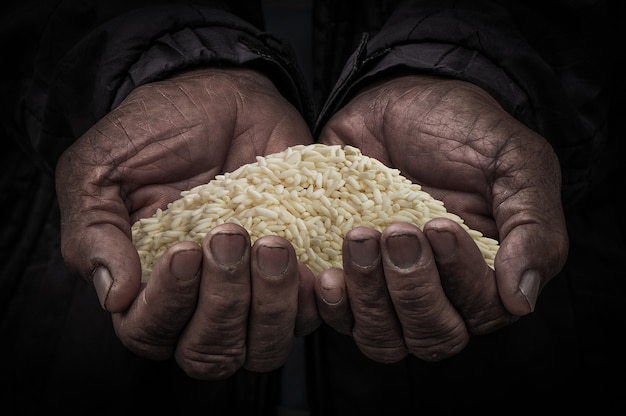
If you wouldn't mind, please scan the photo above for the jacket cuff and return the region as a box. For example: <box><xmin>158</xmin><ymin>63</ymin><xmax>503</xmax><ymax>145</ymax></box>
<box><xmin>315</xmin><ymin>0</ymin><xmax>591</xmax><ymax>206</ymax></box>
<box><xmin>33</xmin><ymin>4</ymin><xmax>313</xmax><ymax>172</ymax></box>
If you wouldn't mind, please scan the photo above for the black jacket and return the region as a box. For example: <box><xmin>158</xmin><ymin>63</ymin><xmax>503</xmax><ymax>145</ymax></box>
<box><xmin>1</xmin><ymin>0</ymin><xmax>624</xmax><ymax>414</ymax></box>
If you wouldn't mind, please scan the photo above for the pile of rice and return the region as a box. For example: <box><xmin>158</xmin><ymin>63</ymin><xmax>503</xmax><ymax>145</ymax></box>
<box><xmin>132</xmin><ymin>144</ymin><xmax>499</xmax><ymax>281</ymax></box>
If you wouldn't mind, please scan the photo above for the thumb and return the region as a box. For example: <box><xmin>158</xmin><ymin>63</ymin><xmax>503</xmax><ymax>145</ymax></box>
<box><xmin>60</xmin><ymin>219</ymin><xmax>142</xmax><ymax>313</ymax></box>
<box><xmin>56</xmin><ymin>142</ymin><xmax>142</xmax><ymax>313</ymax></box>
<box><xmin>490</xmin><ymin>133</ymin><xmax>569</xmax><ymax>316</ymax></box>
<box><xmin>494</xmin><ymin>222</ymin><xmax>568</xmax><ymax>316</ymax></box>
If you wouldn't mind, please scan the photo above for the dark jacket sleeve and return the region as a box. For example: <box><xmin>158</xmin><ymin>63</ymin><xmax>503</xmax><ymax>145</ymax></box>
<box><xmin>2</xmin><ymin>0</ymin><xmax>313</xmax><ymax>176</ymax></box>
<box><xmin>315</xmin><ymin>0</ymin><xmax>617</xmax><ymax>208</ymax></box>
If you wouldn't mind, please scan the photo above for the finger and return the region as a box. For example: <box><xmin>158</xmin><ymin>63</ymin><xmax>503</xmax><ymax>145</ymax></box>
<box><xmin>56</xmin><ymin>146</ymin><xmax>142</xmax><ymax>313</ymax></box>
<box><xmin>495</xmin><ymin>221</ymin><xmax>568</xmax><ymax>316</ymax></box>
<box><xmin>423</xmin><ymin>218</ymin><xmax>514</xmax><ymax>335</ymax></box>
<box><xmin>175</xmin><ymin>224</ymin><xmax>251</xmax><ymax>380</ymax></box>
<box><xmin>381</xmin><ymin>223</ymin><xmax>469</xmax><ymax>361</ymax></box>
<box><xmin>62</xmin><ymin>209</ymin><xmax>142</xmax><ymax>313</ymax></box>
<box><xmin>343</xmin><ymin>227</ymin><xmax>407</xmax><ymax>363</ymax></box>
<box><xmin>315</xmin><ymin>268</ymin><xmax>353</xmax><ymax>335</ymax></box>
<box><xmin>245</xmin><ymin>235</ymin><xmax>300</xmax><ymax>372</ymax></box>
<box><xmin>492</xmin><ymin>141</ymin><xmax>569</xmax><ymax>316</ymax></box>
<box><xmin>112</xmin><ymin>241</ymin><xmax>202</xmax><ymax>360</ymax></box>
<box><xmin>294</xmin><ymin>262</ymin><xmax>322</xmax><ymax>336</ymax></box>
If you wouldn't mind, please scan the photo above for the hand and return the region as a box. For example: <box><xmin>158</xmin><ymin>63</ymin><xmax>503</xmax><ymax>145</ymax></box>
<box><xmin>56</xmin><ymin>68</ymin><xmax>319</xmax><ymax>379</ymax></box>
<box><xmin>316</xmin><ymin>75</ymin><xmax>568</xmax><ymax>362</ymax></box>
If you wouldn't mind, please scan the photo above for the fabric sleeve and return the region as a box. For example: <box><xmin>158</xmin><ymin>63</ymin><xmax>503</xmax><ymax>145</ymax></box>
<box><xmin>7</xmin><ymin>1</ymin><xmax>313</xmax><ymax>175</ymax></box>
<box><xmin>315</xmin><ymin>0</ymin><xmax>614</xmax><ymax>207</ymax></box>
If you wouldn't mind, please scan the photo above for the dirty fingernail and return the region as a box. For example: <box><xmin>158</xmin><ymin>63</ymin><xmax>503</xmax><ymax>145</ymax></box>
<box><xmin>320</xmin><ymin>284</ymin><xmax>344</xmax><ymax>305</ymax></box>
<box><xmin>426</xmin><ymin>229</ymin><xmax>457</xmax><ymax>258</ymax></box>
<box><xmin>347</xmin><ymin>237</ymin><xmax>379</xmax><ymax>268</ymax></box>
<box><xmin>387</xmin><ymin>233</ymin><xmax>421</xmax><ymax>269</ymax></box>
<box><xmin>257</xmin><ymin>244</ymin><xmax>289</xmax><ymax>277</ymax></box>
<box><xmin>211</xmin><ymin>232</ymin><xmax>246</xmax><ymax>267</ymax></box>
<box><xmin>519</xmin><ymin>270</ymin><xmax>541</xmax><ymax>313</ymax></box>
<box><xmin>92</xmin><ymin>266</ymin><xmax>112</xmax><ymax>310</ymax></box>
<box><xmin>170</xmin><ymin>249</ymin><xmax>201</xmax><ymax>281</ymax></box>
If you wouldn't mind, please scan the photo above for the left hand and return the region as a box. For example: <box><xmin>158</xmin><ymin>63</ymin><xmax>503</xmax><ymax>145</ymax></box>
<box><xmin>316</xmin><ymin>74</ymin><xmax>568</xmax><ymax>363</ymax></box>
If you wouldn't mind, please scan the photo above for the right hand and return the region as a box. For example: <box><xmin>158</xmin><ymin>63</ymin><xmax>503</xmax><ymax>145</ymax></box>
<box><xmin>56</xmin><ymin>68</ymin><xmax>320</xmax><ymax>379</ymax></box>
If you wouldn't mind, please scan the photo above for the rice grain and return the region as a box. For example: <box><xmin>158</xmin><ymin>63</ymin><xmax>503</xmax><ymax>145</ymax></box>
<box><xmin>132</xmin><ymin>144</ymin><xmax>499</xmax><ymax>282</ymax></box>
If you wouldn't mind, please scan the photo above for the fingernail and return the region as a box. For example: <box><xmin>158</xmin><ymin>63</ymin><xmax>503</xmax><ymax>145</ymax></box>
<box><xmin>210</xmin><ymin>232</ymin><xmax>246</xmax><ymax>267</ymax></box>
<box><xmin>519</xmin><ymin>270</ymin><xmax>541</xmax><ymax>312</ymax></box>
<box><xmin>257</xmin><ymin>244</ymin><xmax>289</xmax><ymax>277</ymax></box>
<box><xmin>387</xmin><ymin>233</ymin><xmax>420</xmax><ymax>269</ymax></box>
<box><xmin>321</xmin><ymin>284</ymin><xmax>344</xmax><ymax>305</ymax></box>
<box><xmin>170</xmin><ymin>249</ymin><xmax>201</xmax><ymax>281</ymax></box>
<box><xmin>427</xmin><ymin>229</ymin><xmax>457</xmax><ymax>258</ymax></box>
<box><xmin>347</xmin><ymin>237</ymin><xmax>379</xmax><ymax>268</ymax></box>
<box><xmin>92</xmin><ymin>266</ymin><xmax>112</xmax><ymax>310</ymax></box>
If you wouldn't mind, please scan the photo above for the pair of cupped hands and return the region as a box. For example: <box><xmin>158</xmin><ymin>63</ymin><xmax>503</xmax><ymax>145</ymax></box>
<box><xmin>56</xmin><ymin>67</ymin><xmax>568</xmax><ymax>380</ymax></box>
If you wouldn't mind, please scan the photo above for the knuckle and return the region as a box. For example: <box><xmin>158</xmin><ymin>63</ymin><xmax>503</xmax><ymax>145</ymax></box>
<box><xmin>404</xmin><ymin>321</ymin><xmax>469</xmax><ymax>361</ymax></box>
<box><xmin>176</xmin><ymin>347</ymin><xmax>245</xmax><ymax>381</ymax></box>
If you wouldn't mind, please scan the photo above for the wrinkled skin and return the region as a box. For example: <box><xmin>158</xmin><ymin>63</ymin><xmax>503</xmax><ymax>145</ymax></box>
<box><xmin>57</xmin><ymin>67</ymin><xmax>569</xmax><ymax>377</ymax></box>
<box><xmin>56</xmin><ymin>68</ymin><xmax>320</xmax><ymax>380</ymax></box>
<box><xmin>316</xmin><ymin>75</ymin><xmax>569</xmax><ymax>363</ymax></box>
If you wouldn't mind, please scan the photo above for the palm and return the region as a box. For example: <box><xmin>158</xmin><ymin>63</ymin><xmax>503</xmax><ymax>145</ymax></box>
<box><xmin>56</xmin><ymin>67</ymin><xmax>312</xmax><ymax>306</ymax></box>
<box><xmin>319</xmin><ymin>75</ymin><xmax>561</xmax><ymax>243</ymax></box>
<box><xmin>319</xmin><ymin>75</ymin><xmax>567</xmax><ymax>326</ymax></box>
<box><xmin>59</xmin><ymin>68</ymin><xmax>311</xmax><ymax>225</ymax></box>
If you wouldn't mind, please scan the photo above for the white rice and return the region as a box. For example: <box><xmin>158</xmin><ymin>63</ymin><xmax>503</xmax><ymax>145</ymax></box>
<box><xmin>132</xmin><ymin>144</ymin><xmax>499</xmax><ymax>282</ymax></box>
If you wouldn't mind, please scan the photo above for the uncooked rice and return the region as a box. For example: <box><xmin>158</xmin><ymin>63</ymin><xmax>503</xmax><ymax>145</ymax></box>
<box><xmin>132</xmin><ymin>144</ymin><xmax>499</xmax><ymax>281</ymax></box>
